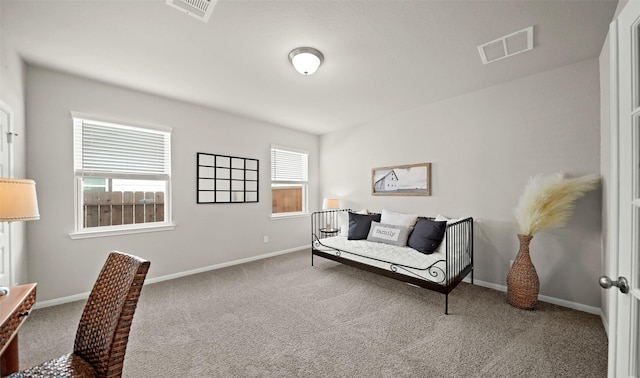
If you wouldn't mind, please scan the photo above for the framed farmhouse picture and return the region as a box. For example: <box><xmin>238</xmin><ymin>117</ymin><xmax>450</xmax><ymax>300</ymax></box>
<box><xmin>371</xmin><ymin>162</ymin><xmax>431</xmax><ymax>196</ymax></box>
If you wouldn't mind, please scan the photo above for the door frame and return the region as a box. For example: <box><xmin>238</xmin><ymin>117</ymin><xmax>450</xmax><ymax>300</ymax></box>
<box><xmin>0</xmin><ymin>99</ymin><xmax>16</xmax><ymax>289</ymax></box>
<box><xmin>606</xmin><ymin>16</ymin><xmax>621</xmax><ymax>376</ymax></box>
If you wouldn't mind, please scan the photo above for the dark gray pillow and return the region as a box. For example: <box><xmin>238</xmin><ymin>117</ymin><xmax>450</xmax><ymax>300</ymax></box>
<box><xmin>348</xmin><ymin>212</ymin><xmax>382</xmax><ymax>240</ymax></box>
<box><xmin>407</xmin><ymin>218</ymin><xmax>447</xmax><ymax>254</ymax></box>
<box><xmin>366</xmin><ymin>221</ymin><xmax>411</xmax><ymax>246</ymax></box>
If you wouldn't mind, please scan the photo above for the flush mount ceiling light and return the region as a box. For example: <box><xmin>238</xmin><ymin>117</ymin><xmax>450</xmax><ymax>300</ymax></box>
<box><xmin>288</xmin><ymin>47</ymin><xmax>324</xmax><ymax>75</ymax></box>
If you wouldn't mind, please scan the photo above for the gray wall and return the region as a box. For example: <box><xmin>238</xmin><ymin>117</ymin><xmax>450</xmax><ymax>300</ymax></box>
<box><xmin>0</xmin><ymin>34</ymin><xmax>29</xmax><ymax>285</ymax></box>
<box><xmin>320</xmin><ymin>59</ymin><xmax>602</xmax><ymax>308</ymax></box>
<box><xmin>25</xmin><ymin>65</ymin><xmax>319</xmax><ymax>302</ymax></box>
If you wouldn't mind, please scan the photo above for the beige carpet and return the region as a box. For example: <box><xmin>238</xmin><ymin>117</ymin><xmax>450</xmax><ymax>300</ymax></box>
<box><xmin>17</xmin><ymin>250</ymin><xmax>607</xmax><ymax>377</ymax></box>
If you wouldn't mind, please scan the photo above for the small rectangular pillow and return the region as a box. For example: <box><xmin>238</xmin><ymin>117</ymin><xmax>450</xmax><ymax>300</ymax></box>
<box><xmin>380</xmin><ymin>209</ymin><xmax>419</xmax><ymax>229</ymax></box>
<box><xmin>348</xmin><ymin>212</ymin><xmax>381</xmax><ymax>240</ymax></box>
<box><xmin>366</xmin><ymin>221</ymin><xmax>411</xmax><ymax>247</ymax></box>
<box><xmin>407</xmin><ymin>217</ymin><xmax>447</xmax><ymax>254</ymax></box>
<box><xmin>338</xmin><ymin>212</ymin><xmax>349</xmax><ymax>236</ymax></box>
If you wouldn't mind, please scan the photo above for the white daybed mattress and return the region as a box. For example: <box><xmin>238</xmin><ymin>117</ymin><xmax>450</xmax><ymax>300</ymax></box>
<box><xmin>313</xmin><ymin>235</ymin><xmax>471</xmax><ymax>284</ymax></box>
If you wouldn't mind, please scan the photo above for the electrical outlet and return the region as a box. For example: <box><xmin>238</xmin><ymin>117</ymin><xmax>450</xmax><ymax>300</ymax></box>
<box><xmin>263</xmin><ymin>236</ymin><xmax>269</xmax><ymax>243</ymax></box>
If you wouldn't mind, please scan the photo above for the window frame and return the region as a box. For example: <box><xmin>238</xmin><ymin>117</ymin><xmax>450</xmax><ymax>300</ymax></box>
<box><xmin>69</xmin><ymin>112</ymin><xmax>175</xmax><ymax>239</ymax></box>
<box><xmin>270</xmin><ymin>146</ymin><xmax>309</xmax><ymax>218</ymax></box>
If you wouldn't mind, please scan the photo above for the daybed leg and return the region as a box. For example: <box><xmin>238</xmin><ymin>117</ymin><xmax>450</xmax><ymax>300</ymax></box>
<box><xmin>311</xmin><ymin>252</ymin><xmax>314</xmax><ymax>266</ymax></box>
<box><xmin>445</xmin><ymin>293</ymin><xmax>449</xmax><ymax>315</ymax></box>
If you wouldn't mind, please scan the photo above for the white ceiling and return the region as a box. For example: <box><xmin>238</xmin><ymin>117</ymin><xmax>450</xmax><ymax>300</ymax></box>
<box><xmin>0</xmin><ymin>0</ymin><xmax>618</xmax><ymax>135</ymax></box>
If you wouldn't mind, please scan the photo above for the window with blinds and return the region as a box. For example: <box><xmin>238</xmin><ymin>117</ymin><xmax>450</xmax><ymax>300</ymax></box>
<box><xmin>71</xmin><ymin>115</ymin><xmax>173</xmax><ymax>235</ymax></box>
<box><xmin>271</xmin><ymin>147</ymin><xmax>308</xmax><ymax>215</ymax></box>
<box><xmin>74</xmin><ymin>120</ymin><xmax>170</xmax><ymax>177</ymax></box>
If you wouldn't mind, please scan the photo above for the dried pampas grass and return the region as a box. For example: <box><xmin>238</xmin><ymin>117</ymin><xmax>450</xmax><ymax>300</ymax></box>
<box><xmin>514</xmin><ymin>173</ymin><xmax>600</xmax><ymax>236</ymax></box>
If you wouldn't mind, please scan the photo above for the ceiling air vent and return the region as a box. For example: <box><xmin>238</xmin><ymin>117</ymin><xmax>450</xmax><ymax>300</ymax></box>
<box><xmin>477</xmin><ymin>26</ymin><xmax>533</xmax><ymax>64</ymax></box>
<box><xmin>167</xmin><ymin>0</ymin><xmax>217</xmax><ymax>22</ymax></box>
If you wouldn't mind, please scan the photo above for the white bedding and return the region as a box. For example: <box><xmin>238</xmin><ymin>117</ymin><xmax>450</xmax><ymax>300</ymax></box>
<box><xmin>313</xmin><ymin>235</ymin><xmax>471</xmax><ymax>284</ymax></box>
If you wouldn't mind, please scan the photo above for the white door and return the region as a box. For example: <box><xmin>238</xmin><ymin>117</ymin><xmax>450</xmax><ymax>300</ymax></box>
<box><xmin>606</xmin><ymin>2</ymin><xmax>640</xmax><ymax>376</ymax></box>
<box><xmin>0</xmin><ymin>101</ymin><xmax>14</xmax><ymax>289</ymax></box>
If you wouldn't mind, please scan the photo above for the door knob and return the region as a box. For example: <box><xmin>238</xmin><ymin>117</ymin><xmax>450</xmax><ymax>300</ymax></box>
<box><xmin>599</xmin><ymin>276</ymin><xmax>629</xmax><ymax>294</ymax></box>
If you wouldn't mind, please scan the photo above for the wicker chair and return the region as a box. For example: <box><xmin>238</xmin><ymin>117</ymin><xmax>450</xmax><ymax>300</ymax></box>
<box><xmin>8</xmin><ymin>251</ymin><xmax>150</xmax><ymax>378</ymax></box>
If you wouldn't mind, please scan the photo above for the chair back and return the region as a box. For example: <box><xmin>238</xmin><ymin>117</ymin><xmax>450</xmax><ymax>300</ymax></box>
<box><xmin>73</xmin><ymin>251</ymin><xmax>150</xmax><ymax>378</ymax></box>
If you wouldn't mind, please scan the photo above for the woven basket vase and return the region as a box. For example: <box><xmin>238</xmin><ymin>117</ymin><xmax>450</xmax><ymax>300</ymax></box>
<box><xmin>506</xmin><ymin>234</ymin><xmax>539</xmax><ymax>310</ymax></box>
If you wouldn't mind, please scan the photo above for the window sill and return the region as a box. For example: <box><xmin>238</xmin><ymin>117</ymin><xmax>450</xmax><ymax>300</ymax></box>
<box><xmin>69</xmin><ymin>223</ymin><xmax>176</xmax><ymax>239</ymax></box>
<box><xmin>270</xmin><ymin>212</ymin><xmax>309</xmax><ymax>220</ymax></box>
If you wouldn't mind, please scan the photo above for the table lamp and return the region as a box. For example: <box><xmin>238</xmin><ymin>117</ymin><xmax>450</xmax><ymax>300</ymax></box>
<box><xmin>322</xmin><ymin>198</ymin><xmax>340</xmax><ymax>230</ymax></box>
<box><xmin>322</xmin><ymin>198</ymin><xmax>340</xmax><ymax>211</ymax></box>
<box><xmin>0</xmin><ymin>178</ymin><xmax>40</xmax><ymax>295</ymax></box>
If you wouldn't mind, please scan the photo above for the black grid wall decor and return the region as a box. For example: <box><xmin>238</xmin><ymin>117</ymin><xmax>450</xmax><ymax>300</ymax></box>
<box><xmin>197</xmin><ymin>153</ymin><xmax>259</xmax><ymax>204</ymax></box>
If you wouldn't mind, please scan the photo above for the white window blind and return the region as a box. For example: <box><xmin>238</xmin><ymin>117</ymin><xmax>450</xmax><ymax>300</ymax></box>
<box><xmin>271</xmin><ymin>148</ymin><xmax>308</xmax><ymax>182</ymax></box>
<box><xmin>73</xmin><ymin>118</ymin><xmax>171</xmax><ymax>177</ymax></box>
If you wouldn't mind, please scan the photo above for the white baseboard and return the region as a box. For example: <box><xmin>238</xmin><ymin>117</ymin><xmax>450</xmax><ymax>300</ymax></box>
<box><xmin>35</xmin><ymin>249</ymin><xmax>606</xmax><ymax>322</ymax></box>
<box><xmin>34</xmin><ymin>245</ymin><xmax>308</xmax><ymax>310</ymax></box>
<box><xmin>600</xmin><ymin>308</ymin><xmax>609</xmax><ymax>339</ymax></box>
<box><xmin>143</xmin><ymin>245</ymin><xmax>307</xmax><ymax>285</ymax></box>
<box><xmin>464</xmin><ymin>277</ymin><xmax>602</xmax><ymax>315</ymax></box>
<box><xmin>35</xmin><ymin>292</ymin><xmax>89</xmax><ymax>309</ymax></box>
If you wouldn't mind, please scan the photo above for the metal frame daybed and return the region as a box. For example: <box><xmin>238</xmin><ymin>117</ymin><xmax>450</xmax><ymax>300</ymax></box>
<box><xmin>311</xmin><ymin>209</ymin><xmax>474</xmax><ymax>314</ymax></box>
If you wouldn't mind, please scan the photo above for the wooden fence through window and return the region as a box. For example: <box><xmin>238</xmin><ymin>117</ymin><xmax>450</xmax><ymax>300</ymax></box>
<box><xmin>272</xmin><ymin>187</ymin><xmax>302</xmax><ymax>213</ymax></box>
<box><xmin>83</xmin><ymin>191</ymin><xmax>164</xmax><ymax>228</ymax></box>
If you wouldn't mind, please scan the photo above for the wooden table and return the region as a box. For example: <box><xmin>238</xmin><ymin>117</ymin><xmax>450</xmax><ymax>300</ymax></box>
<box><xmin>0</xmin><ymin>283</ymin><xmax>36</xmax><ymax>377</ymax></box>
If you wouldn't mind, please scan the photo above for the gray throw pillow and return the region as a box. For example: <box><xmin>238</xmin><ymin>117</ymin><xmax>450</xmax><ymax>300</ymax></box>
<box><xmin>366</xmin><ymin>221</ymin><xmax>411</xmax><ymax>247</ymax></box>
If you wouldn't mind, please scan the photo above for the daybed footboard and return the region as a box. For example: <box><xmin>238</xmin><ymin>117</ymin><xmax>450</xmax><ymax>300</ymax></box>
<box><xmin>310</xmin><ymin>209</ymin><xmax>474</xmax><ymax>314</ymax></box>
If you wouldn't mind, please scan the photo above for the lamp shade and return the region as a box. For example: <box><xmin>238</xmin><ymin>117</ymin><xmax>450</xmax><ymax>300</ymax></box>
<box><xmin>289</xmin><ymin>47</ymin><xmax>324</xmax><ymax>75</ymax></box>
<box><xmin>0</xmin><ymin>178</ymin><xmax>40</xmax><ymax>222</ymax></box>
<box><xmin>322</xmin><ymin>198</ymin><xmax>340</xmax><ymax>210</ymax></box>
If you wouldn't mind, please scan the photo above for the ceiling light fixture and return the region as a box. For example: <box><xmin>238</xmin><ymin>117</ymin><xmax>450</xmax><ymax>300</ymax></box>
<box><xmin>288</xmin><ymin>47</ymin><xmax>324</xmax><ymax>75</ymax></box>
